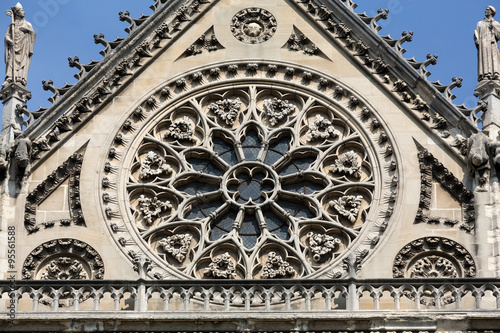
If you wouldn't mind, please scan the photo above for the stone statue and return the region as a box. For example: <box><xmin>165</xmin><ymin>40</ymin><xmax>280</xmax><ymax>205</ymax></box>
<box><xmin>4</xmin><ymin>3</ymin><xmax>35</xmax><ymax>86</ymax></box>
<box><xmin>475</xmin><ymin>6</ymin><xmax>500</xmax><ymax>81</ymax></box>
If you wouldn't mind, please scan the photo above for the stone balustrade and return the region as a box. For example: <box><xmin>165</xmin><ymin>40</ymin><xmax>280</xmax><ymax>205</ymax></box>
<box><xmin>1</xmin><ymin>278</ymin><xmax>500</xmax><ymax>313</ymax></box>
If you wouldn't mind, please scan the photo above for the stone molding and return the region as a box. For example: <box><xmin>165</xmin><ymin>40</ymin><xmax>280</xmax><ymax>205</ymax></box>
<box><xmin>393</xmin><ymin>236</ymin><xmax>476</xmax><ymax>279</ymax></box>
<box><xmin>24</xmin><ymin>144</ymin><xmax>88</xmax><ymax>234</ymax></box>
<box><xmin>415</xmin><ymin>148</ymin><xmax>475</xmax><ymax>233</ymax></box>
<box><xmin>22</xmin><ymin>238</ymin><xmax>105</xmax><ymax>280</ymax></box>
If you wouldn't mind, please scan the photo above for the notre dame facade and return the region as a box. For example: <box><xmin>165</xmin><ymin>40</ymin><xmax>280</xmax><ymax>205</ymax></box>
<box><xmin>1</xmin><ymin>0</ymin><xmax>500</xmax><ymax>332</ymax></box>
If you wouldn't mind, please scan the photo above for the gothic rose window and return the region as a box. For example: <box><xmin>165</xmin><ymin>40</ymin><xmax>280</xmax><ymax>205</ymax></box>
<box><xmin>102</xmin><ymin>64</ymin><xmax>397</xmax><ymax>280</ymax></box>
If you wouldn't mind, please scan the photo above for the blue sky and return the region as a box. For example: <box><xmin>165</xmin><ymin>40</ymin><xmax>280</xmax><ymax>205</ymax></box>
<box><xmin>0</xmin><ymin>0</ymin><xmax>494</xmax><ymax>115</ymax></box>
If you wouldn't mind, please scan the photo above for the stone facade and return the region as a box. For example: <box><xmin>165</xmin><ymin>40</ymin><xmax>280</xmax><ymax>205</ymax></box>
<box><xmin>0</xmin><ymin>0</ymin><xmax>499</xmax><ymax>332</ymax></box>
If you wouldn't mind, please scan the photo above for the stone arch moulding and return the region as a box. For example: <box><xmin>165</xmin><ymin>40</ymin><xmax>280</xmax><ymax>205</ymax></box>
<box><xmin>99</xmin><ymin>60</ymin><xmax>402</xmax><ymax>280</ymax></box>
<box><xmin>392</xmin><ymin>236</ymin><xmax>476</xmax><ymax>279</ymax></box>
<box><xmin>22</xmin><ymin>238</ymin><xmax>105</xmax><ymax>280</ymax></box>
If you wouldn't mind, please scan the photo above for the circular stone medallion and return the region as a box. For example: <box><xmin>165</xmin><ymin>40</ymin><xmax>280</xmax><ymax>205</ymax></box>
<box><xmin>231</xmin><ymin>8</ymin><xmax>277</xmax><ymax>44</ymax></box>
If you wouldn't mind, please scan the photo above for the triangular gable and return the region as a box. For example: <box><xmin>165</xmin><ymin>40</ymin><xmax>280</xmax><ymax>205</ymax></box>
<box><xmin>17</xmin><ymin>0</ymin><xmax>479</xmax><ymax>171</ymax></box>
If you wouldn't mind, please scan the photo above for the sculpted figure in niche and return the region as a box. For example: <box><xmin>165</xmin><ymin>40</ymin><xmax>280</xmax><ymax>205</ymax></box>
<box><xmin>475</xmin><ymin>6</ymin><xmax>500</xmax><ymax>81</ymax></box>
<box><xmin>4</xmin><ymin>3</ymin><xmax>35</xmax><ymax>86</ymax></box>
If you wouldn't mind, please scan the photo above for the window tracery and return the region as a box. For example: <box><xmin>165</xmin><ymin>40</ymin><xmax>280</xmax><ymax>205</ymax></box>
<box><xmin>101</xmin><ymin>62</ymin><xmax>399</xmax><ymax>279</ymax></box>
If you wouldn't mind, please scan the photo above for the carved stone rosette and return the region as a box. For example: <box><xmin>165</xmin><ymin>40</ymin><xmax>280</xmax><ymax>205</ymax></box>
<box><xmin>231</xmin><ymin>8</ymin><xmax>277</xmax><ymax>44</ymax></box>
<box><xmin>393</xmin><ymin>237</ymin><xmax>476</xmax><ymax>279</ymax></box>
<box><xmin>22</xmin><ymin>239</ymin><xmax>105</xmax><ymax>280</ymax></box>
<box><xmin>100</xmin><ymin>61</ymin><xmax>400</xmax><ymax>279</ymax></box>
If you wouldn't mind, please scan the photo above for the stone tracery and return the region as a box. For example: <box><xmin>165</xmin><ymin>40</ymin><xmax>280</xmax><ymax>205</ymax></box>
<box><xmin>100</xmin><ymin>62</ymin><xmax>399</xmax><ymax>279</ymax></box>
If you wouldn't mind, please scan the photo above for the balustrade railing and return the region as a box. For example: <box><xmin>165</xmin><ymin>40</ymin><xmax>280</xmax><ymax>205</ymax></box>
<box><xmin>1</xmin><ymin>278</ymin><xmax>499</xmax><ymax>313</ymax></box>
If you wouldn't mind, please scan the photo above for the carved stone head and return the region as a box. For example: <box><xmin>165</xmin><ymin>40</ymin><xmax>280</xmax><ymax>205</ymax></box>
<box><xmin>12</xmin><ymin>2</ymin><xmax>25</xmax><ymax>19</ymax></box>
<box><xmin>486</xmin><ymin>5</ymin><xmax>496</xmax><ymax>18</ymax></box>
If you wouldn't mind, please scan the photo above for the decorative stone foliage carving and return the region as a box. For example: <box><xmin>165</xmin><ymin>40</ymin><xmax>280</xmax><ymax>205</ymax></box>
<box><xmin>393</xmin><ymin>237</ymin><xmax>476</xmax><ymax>279</ymax></box>
<box><xmin>410</xmin><ymin>256</ymin><xmax>458</xmax><ymax>278</ymax></box>
<box><xmin>263</xmin><ymin>97</ymin><xmax>296</xmax><ymax>126</ymax></box>
<box><xmin>306</xmin><ymin>232</ymin><xmax>341</xmax><ymax>262</ymax></box>
<box><xmin>40</xmin><ymin>257</ymin><xmax>87</xmax><ymax>280</ymax></box>
<box><xmin>416</xmin><ymin>149</ymin><xmax>475</xmax><ymax>232</ymax></box>
<box><xmin>231</xmin><ymin>8</ymin><xmax>277</xmax><ymax>44</ymax></box>
<box><xmin>181</xmin><ymin>26</ymin><xmax>224</xmax><ymax>59</ymax></box>
<box><xmin>205</xmin><ymin>252</ymin><xmax>236</xmax><ymax>279</ymax></box>
<box><xmin>165</xmin><ymin>116</ymin><xmax>195</xmax><ymax>142</ymax></box>
<box><xmin>329</xmin><ymin>195</ymin><xmax>363</xmax><ymax>223</ymax></box>
<box><xmin>330</xmin><ymin>150</ymin><xmax>361</xmax><ymax>178</ymax></box>
<box><xmin>22</xmin><ymin>239</ymin><xmax>104</xmax><ymax>280</ymax></box>
<box><xmin>158</xmin><ymin>234</ymin><xmax>192</xmax><ymax>263</ymax></box>
<box><xmin>101</xmin><ymin>62</ymin><xmax>399</xmax><ymax>279</ymax></box>
<box><xmin>24</xmin><ymin>144</ymin><xmax>88</xmax><ymax>234</ymax></box>
<box><xmin>139</xmin><ymin>151</ymin><xmax>173</xmax><ymax>179</ymax></box>
<box><xmin>208</xmin><ymin>98</ymin><xmax>242</xmax><ymax>125</ymax></box>
<box><xmin>261</xmin><ymin>252</ymin><xmax>296</xmax><ymax>279</ymax></box>
<box><xmin>138</xmin><ymin>195</ymin><xmax>172</xmax><ymax>225</ymax></box>
<box><xmin>306</xmin><ymin>114</ymin><xmax>341</xmax><ymax>142</ymax></box>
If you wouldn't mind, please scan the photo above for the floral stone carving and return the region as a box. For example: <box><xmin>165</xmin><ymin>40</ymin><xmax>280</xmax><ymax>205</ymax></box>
<box><xmin>306</xmin><ymin>114</ymin><xmax>341</xmax><ymax>142</ymax></box>
<box><xmin>393</xmin><ymin>237</ymin><xmax>476</xmax><ymax>278</ymax></box>
<box><xmin>331</xmin><ymin>150</ymin><xmax>361</xmax><ymax>178</ymax></box>
<box><xmin>139</xmin><ymin>151</ymin><xmax>173</xmax><ymax>179</ymax></box>
<box><xmin>263</xmin><ymin>98</ymin><xmax>296</xmax><ymax>125</ymax></box>
<box><xmin>208</xmin><ymin>98</ymin><xmax>242</xmax><ymax>125</ymax></box>
<box><xmin>206</xmin><ymin>252</ymin><xmax>236</xmax><ymax>279</ymax></box>
<box><xmin>158</xmin><ymin>234</ymin><xmax>192</xmax><ymax>263</ymax></box>
<box><xmin>40</xmin><ymin>257</ymin><xmax>87</xmax><ymax>280</ymax></box>
<box><xmin>410</xmin><ymin>255</ymin><xmax>458</xmax><ymax>278</ymax></box>
<box><xmin>306</xmin><ymin>232</ymin><xmax>341</xmax><ymax>262</ymax></box>
<box><xmin>138</xmin><ymin>195</ymin><xmax>172</xmax><ymax>225</ymax></box>
<box><xmin>261</xmin><ymin>252</ymin><xmax>296</xmax><ymax>278</ymax></box>
<box><xmin>330</xmin><ymin>195</ymin><xmax>363</xmax><ymax>223</ymax></box>
<box><xmin>231</xmin><ymin>8</ymin><xmax>277</xmax><ymax>44</ymax></box>
<box><xmin>22</xmin><ymin>239</ymin><xmax>104</xmax><ymax>280</ymax></box>
<box><xmin>165</xmin><ymin>116</ymin><xmax>195</xmax><ymax>142</ymax></box>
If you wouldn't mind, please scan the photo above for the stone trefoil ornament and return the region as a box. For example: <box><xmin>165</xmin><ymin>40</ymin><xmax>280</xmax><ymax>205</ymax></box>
<box><xmin>139</xmin><ymin>151</ymin><xmax>173</xmax><ymax>179</ymax></box>
<box><xmin>306</xmin><ymin>232</ymin><xmax>341</xmax><ymax>262</ymax></box>
<box><xmin>208</xmin><ymin>98</ymin><xmax>242</xmax><ymax>125</ymax></box>
<box><xmin>261</xmin><ymin>252</ymin><xmax>296</xmax><ymax>279</ymax></box>
<box><xmin>138</xmin><ymin>195</ymin><xmax>172</xmax><ymax>225</ymax></box>
<box><xmin>4</xmin><ymin>2</ymin><xmax>35</xmax><ymax>86</ymax></box>
<box><xmin>475</xmin><ymin>6</ymin><xmax>500</xmax><ymax>81</ymax></box>
<box><xmin>306</xmin><ymin>114</ymin><xmax>341</xmax><ymax>142</ymax></box>
<box><xmin>263</xmin><ymin>98</ymin><xmax>296</xmax><ymax>125</ymax></box>
<box><xmin>329</xmin><ymin>195</ymin><xmax>363</xmax><ymax>223</ymax></box>
<box><xmin>331</xmin><ymin>150</ymin><xmax>361</xmax><ymax>178</ymax></box>
<box><xmin>165</xmin><ymin>116</ymin><xmax>195</xmax><ymax>142</ymax></box>
<box><xmin>158</xmin><ymin>234</ymin><xmax>192</xmax><ymax>263</ymax></box>
<box><xmin>205</xmin><ymin>252</ymin><xmax>236</xmax><ymax>279</ymax></box>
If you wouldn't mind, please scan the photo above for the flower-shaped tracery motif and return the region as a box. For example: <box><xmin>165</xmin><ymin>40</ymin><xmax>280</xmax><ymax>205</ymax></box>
<box><xmin>104</xmin><ymin>67</ymin><xmax>397</xmax><ymax>280</ymax></box>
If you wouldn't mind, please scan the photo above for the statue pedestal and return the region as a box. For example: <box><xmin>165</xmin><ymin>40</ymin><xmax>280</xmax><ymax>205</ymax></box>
<box><xmin>0</xmin><ymin>83</ymin><xmax>31</xmax><ymax>170</ymax></box>
<box><xmin>0</xmin><ymin>82</ymin><xmax>31</xmax><ymax>131</ymax></box>
<box><xmin>475</xmin><ymin>80</ymin><xmax>500</xmax><ymax>139</ymax></box>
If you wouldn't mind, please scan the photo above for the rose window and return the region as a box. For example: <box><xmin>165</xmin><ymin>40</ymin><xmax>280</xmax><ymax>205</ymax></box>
<box><xmin>103</xmin><ymin>63</ymin><xmax>398</xmax><ymax>280</ymax></box>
